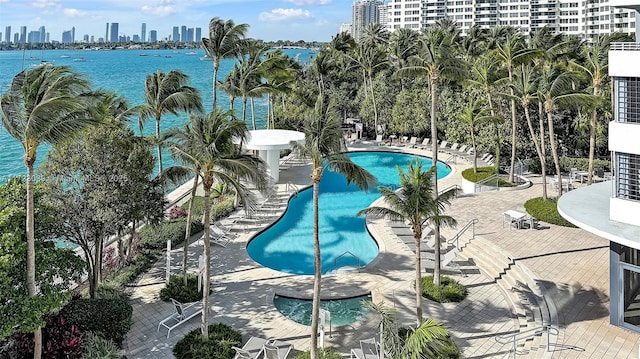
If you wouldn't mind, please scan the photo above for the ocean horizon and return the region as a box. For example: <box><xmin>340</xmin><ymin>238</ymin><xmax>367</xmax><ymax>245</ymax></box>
<box><xmin>0</xmin><ymin>47</ymin><xmax>313</xmax><ymax>184</ymax></box>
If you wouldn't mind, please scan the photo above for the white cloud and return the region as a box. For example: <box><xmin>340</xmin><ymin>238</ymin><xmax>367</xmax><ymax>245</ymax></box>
<box><xmin>31</xmin><ymin>0</ymin><xmax>59</xmax><ymax>8</ymax></box>
<box><xmin>63</xmin><ymin>8</ymin><xmax>88</xmax><ymax>17</ymax></box>
<box><xmin>0</xmin><ymin>0</ymin><xmax>10</xmax><ymax>3</ymax></box>
<box><xmin>259</xmin><ymin>8</ymin><xmax>312</xmax><ymax>22</ymax></box>
<box><xmin>141</xmin><ymin>0</ymin><xmax>178</xmax><ymax>16</ymax></box>
<box><xmin>283</xmin><ymin>0</ymin><xmax>331</xmax><ymax>5</ymax></box>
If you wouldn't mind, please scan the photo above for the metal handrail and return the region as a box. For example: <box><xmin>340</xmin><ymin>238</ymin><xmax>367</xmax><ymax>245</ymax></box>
<box><xmin>445</xmin><ymin>154</ymin><xmax>457</xmax><ymax>164</ymax></box>
<box><xmin>495</xmin><ymin>324</ymin><xmax>558</xmax><ymax>357</ymax></box>
<box><xmin>439</xmin><ymin>184</ymin><xmax>461</xmax><ymax>196</ymax></box>
<box><xmin>333</xmin><ymin>251</ymin><xmax>362</xmax><ymax>270</ymax></box>
<box><xmin>285</xmin><ymin>182</ymin><xmax>299</xmax><ymax>197</ymax></box>
<box><xmin>447</xmin><ymin>218</ymin><xmax>478</xmax><ymax>249</ymax></box>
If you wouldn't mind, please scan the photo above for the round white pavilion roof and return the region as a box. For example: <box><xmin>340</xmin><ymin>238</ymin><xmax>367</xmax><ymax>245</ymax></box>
<box><xmin>244</xmin><ymin>129</ymin><xmax>305</xmax><ymax>151</ymax></box>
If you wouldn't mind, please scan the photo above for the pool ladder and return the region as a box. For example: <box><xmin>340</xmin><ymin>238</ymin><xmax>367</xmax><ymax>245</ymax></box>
<box><xmin>285</xmin><ymin>182</ymin><xmax>299</xmax><ymax>197</ymax></box>
<box><xmin>333</xmin><ymin>251</ymin><xmax>363</xmax><ymax>272</ymax></box>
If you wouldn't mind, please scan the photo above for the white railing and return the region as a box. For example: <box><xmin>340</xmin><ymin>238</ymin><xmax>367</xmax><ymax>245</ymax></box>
<box><xmin>610</xmin><ymin>42</ymin><xmax>640</xmax><ymax>51</ymax></box>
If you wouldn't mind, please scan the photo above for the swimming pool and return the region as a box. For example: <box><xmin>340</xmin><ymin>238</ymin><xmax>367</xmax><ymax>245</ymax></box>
<box><xmin>246</xmin><ymin>151</ymin><xmax>451</xmax><ymax>275</ymax></box>
<box><xmin>273</xmin><ymin>294</ymin><xmax>372</xmax><ymax>326</ymax></box>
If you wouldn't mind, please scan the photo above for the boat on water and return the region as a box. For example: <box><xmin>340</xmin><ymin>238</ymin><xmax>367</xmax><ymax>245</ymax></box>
<box><xmin>73</xmin><ymin>57</ymin><xmax>86</xmax><ymax>62</ymax></box>
<box><xmin>139</xmin><ymin>53</ymin><xmax>148</xmax><ymax>57</ymax></box>
<box><xmin>60</xmin><ymin>54</ymin><xmax>70</xmax><ymax>58</ymax></box>
<box><xmin>185</xmin><ymin>51</ymin><xmax>197</xmax><ymax>55</ymax></box>
<box><xmin>200</xmin><ymin>55</ymin><xmax>212</xmax><ymax>61</ymax></box>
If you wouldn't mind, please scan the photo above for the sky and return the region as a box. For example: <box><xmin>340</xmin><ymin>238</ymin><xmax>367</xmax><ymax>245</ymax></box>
<box><xmin>0</xmin><ymin>0</ymin><xmax>350</xmax><ymax>42</ymax></box>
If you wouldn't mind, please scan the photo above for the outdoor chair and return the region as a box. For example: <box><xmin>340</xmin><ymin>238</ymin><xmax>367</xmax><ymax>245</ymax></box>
<box><xmin>232</xmin><ymin>336</ymin><xmax>270</xmax><ymax>359</ymax></box>
<box><xmin>157</xmin><ymin>298</ymin><xmax>203</xmax><ymax>338</ymax></box>
<box><xmin>350</xmin><ymin>338</ymin><xmax>380</xmax><ymax>359</ymax></box>
<box><xmin>263</xmin><ymin>340</ymin><xmax>294</xmax><ymax>359</ymax></box>
<box><xmin>417</xmin><ymin>138</ymin><xmax>430</xmax><ymax>149</ymax></box>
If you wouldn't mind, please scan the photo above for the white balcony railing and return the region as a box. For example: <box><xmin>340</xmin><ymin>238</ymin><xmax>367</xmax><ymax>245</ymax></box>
<box><xmin>610</xmin><ymin>42</ymin><xmax>640</xmax><ymax>51</ymax></box>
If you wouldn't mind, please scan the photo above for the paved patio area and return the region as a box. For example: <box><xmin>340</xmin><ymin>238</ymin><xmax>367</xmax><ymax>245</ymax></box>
<box><xmin>124</xmin><ymin>142</ymin><xmax>640</xmax><ymax>358</ymax></box>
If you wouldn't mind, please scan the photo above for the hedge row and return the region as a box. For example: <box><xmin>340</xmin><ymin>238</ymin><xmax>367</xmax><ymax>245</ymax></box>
<box><xmin>60</xmin><ymin>297</ymin><xmax>133</xmax><ymax>346</ymax></box>
<box><xmin>180</xmin><ymin>195</ymin><xmax>235</xmax><ymax>223</ymax></box>
<box><xmin>524</xmin><ymin>197</ymin><xmax>576</xmax><ymax>228</ymax></box>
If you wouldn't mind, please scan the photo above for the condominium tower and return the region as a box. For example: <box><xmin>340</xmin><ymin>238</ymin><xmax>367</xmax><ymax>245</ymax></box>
<box><xmin>352</xmin><ymin>0</ymin><xmax>385</xmax><ymax>42</ymax></box>
<box><xmin>382</xmin><ymin>0</ymin><xmax>637</xmax><ymax>40</ymax></box>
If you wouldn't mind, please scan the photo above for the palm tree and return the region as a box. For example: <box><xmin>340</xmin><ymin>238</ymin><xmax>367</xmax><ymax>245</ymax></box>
<box><xmin>510</xmin><ymin>65</ymin><xmax>549</xmax><ymax>199</ymax></box>
<box><xmin>458</xmin><ymin>96</ymin><xmax>497</xmax><ymax>173</ymax></box>
<box><xmin>138</xmin><ymin>70</ymin><xmax>203</xmax><ymax>178</ymax></box>
<box><xmin>388</xmin><ymin>28</ymin><xmax>420</xmax><ymax>90</ymax></box>
<box><xmin>398</xmin><ymin>26</ymin><xmax>465</xmax><ymax>286</ymax></box>
<box><xmin>219</xmin><ymin>66</ymin><xmax>242</xmax><ymax>111</ymax></box>
<box><xmin>570</xmin><ymin>35</ymin><xmax>610</xmax><ymax>184</ymax></box>
<box><xmin>0</xmin><ymin>64</ymin><xmax>98</xmax><ymax>359</ymax></box>
<box><xmin>292</xmin><ymin>95</ymin><xmax>375</xmax><ymax>359</ymax></box>
<box><xmin>357</xmin><ymin>161</ymin><xmax>457</xmax><ymax>325</ymax></box>
<box><xmin>236</xmin><ymin>41</ymin><xmax>274</xmax><ymax>129</ymax></box>
<box><xmin>166</xmin><ymin>108</ymin><xmax>269</xmax><ymax>339</ymax></box>
<box><xmin>349</xmin><ymin>44</ymin><xmax>389</xmax><ymax>134</ymax></box>
<box><xmin>460</xmin><ymin>25</ymin><xmax>487</xmax><ymax>62</ymax></box>
<box><xmin>361</xmin><ymin>23</ymin><xmax>390</xmax><ymax>48</ymax></box>
<box><xmin>202</xmin><ymin>17</ymin><xmax>249</xmax><ymax>108</ymax></box>
<box><xmin>493</xmin><ymin>34</ymin><xmax>541</xmax><ymax>183</ymax></box>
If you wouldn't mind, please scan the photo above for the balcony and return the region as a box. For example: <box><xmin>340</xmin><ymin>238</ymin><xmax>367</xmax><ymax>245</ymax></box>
<box><xmin>609</xmin><ymin>0</ymin><xmax>640</xmax><ymax>11</ymax></box>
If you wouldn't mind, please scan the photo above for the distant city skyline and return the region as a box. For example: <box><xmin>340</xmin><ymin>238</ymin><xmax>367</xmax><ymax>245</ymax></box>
<box><xmin>0</xmin><ymin>0</ymin><xmax>349</xmax><ymax>43</ymax></box>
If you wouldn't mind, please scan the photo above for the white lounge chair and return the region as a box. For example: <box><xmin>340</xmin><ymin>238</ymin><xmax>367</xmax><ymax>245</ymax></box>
<box><xmin>232</xmin><ymin>336</ymin><xmax>270</xmax><ymax>359</ymax></box>
<box><xmin>263</xmin><ymin>339</ymin><xmax>293</xmax><ymax>359</ymax></box>
<box><xmin>373</xmin><ymin>134</ymin><xmax>384</xmax><ymax>146</ymax></box>
<box><xmin>417</xmin><ymin>138</ymin><xmax>430</xmax><ymax>149</ymax></box>
<box><xmin>157</xmin><ymin>299</ymin><xmax>203</xmax><ymax>338</ymax></box>
<box><xmin>407</xmin><ymin>136</ymin><xmax>418</xmax><ymax>148</ymax></box>
<box><xmin>350</xmin><ymin>338</ymin><xmax>379</xmax><ymax>359</ymax></box>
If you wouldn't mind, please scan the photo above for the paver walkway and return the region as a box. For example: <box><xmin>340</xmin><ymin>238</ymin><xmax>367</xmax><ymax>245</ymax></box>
<box><xmin>124</xmin><ymin>142</ymin><xmax>640</xmax><ymax>358</ymax></box>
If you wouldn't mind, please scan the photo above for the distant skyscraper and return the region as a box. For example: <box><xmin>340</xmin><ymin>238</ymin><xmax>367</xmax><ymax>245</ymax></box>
<box><xmin>351</xmin><ymin>0</ymin><xmax>383</xmax><ymax>42</ymax></box>
<box><xmin>180</xmin><ymin>25</ymin><xmax>187</xmax><ymax>42</ymax></box>
<box><xmin>141</xmin><ymin>23</ymin><xmax>146</xmax><ymax>42</ymax></box>
<box><xmin>187</xmin><ymin>28</ymin><xmax>194</xmax><ymax>42</ymax></box>
<box><xmin>71</xmin><ymin>26</ymin><xmax>75</xmax><ymax>43</ymax></box>
<box><xmin>61</xmin><ymin>30</ymin><xmax>73</xmax><ymax>44</ymax></box>
<box><xmin>105</xmin><ymin>23</ymin><xmax>109</xmax><ymax>43</ymax></box>
<box><xmin>19</xmin><ymin>26</ymin><xmax>27</xmax><ymax>43</ymax></box>
<box><xmin>39</xmin><ymin>26</ymin><xmax>45</xmax><ymax>43</ymax></box>
<box><xmin>133</xmin><ymin>35</ymin><xmax>140</xmax><ymax>42</ymax></box>
<box><xmin>110</xmin><ymin>23</ymin><xmax>119</xmax><ymax>43</ymax></box>
<box><xmin>150</xmin><ymin>30</ymin><xmax>157</xmax><ymax>43</ymax></box>
<box><xmin>195</xmin><ymin>27</ymin><xmax>202</xmax><ymax>42</ymax></box>
<box><xmin>172</xmin><ymin>26</ymin><xmax>179</xmax><ymax>42</ymax></box>
<box><xmin>28</xmin><ymin>31</ymin><xmax>40</xmax><ymax>43</ymax></box>
<box><xmin>5</xmin><ymin>26</ymin><xmax>11</xmax><ymax>43</ymax></box>
<box><xmin>83</xmin><ymin>34</ymin><xmax>89</xmax><ymax>42</ymax></box>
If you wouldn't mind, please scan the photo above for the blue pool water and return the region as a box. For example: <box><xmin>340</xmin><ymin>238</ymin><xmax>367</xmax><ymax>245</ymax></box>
<box><xmin>273</xmin><ymin>294</ymin><xmax>372</xmax><ymax>326</ymax></box>
<box><xmin>246</xmin><ymin>151</ymin><xmax>451</xmax><ymax>275</ymax></box>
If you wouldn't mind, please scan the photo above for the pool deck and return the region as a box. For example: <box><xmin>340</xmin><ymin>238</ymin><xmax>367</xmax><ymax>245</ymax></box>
<box><xmin>124</xmin><ymin>142</ymin><xmax>640</xmax><ymax>358</ymax></box>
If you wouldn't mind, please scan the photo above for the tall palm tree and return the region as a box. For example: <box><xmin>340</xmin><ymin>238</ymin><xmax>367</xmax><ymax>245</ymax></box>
<box><xmin>202</xmin><ymin>17</ymin><xmax>249</xmax><ymax>108</ymax></box>
<box><xmin>398</xmin><ymin>26</ymin><xmax>465</xmax><ymax>286</ymax></box>
<box><xmin>458</xmin><ymin>96</ymin><xmax>497</xmax><ymax>173</ymax></box>
<box><xmin>538</xmin><ymin>64</ymin><xmax>597</xmax><ymax>196</ymax></box>
<box><xmin>0</xmin><ymin>64</ymin><xmax>98</xmax><ymax>359</ymax></box>
<box><xmin>219</xmin><ymin>66</ymin><xmax>242</xmax><ymax>111</ymax></box>
<box><xmin>388</xmin><ymin>28</ymin><xmax>420</xmax><ymax>90</ymax></box>
<box><xmin>349</xmin><ymin>44</ymin><xmax>389</xmax><ymax>134</ymax></box>
<box><xmin>493</xmin><ymin>34</ymin><xmax>541</xmax><ymax>183</ymax></box>
<box><xmin>357</xmin><ymin>161</ymin><xmax>457</xmax><ymax>325</ymax></box>
<box><xmin>361</xmin><ymin>23</ymin><xmax>390</xmax><ymax>48</ymax></box>
<box><xmin>263</xmin><ymin>50</ymin><xmax>299</xmax><ymax>129</ymax></box>
<box><xmin>460</xmin><ymin>25</ymin><xmax>487</xmax><ymax>62</ymax></box>
<box><xmin>166</xmin><ymin>109</ymin><xmax>269</xmax><ymax>338</ymax></box>
<box><xmin>236</xmin><ymin>41</ymin><xmax>274</xmax><ymax>129</ymax></box>
<box><xmin>138</xmin><ymin>70</ymin><xmax>203</xmax><ymax>178</ymax></box>
<box><xmin>292</xmin><ymin>95</ymin><xmax>375</xmax><ymax>359</ymax></box>
<box><xmin>570</xmin><ymin>35</ymin><xmax>610</xmax><ymax>184</ymax></box>
<box><xmin>510</xmin><ymin>65</ymin><xmax>549</xmax><ymax>199</ymax></box>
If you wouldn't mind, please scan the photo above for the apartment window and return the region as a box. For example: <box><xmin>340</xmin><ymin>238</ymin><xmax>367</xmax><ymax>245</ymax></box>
<box><xmin>521</xmin><ymin>5</ymin><xmax>529</xmax><ymax>9</ymax></box>
<box><xmin>616</xmin><ymin>153</ymin><xmax>640</xmax><ymax>202</ymax></box>
<box><xmin>617</xmin><ymin>77</ymin><xmax>640</xmax><ymax>124</ymax></box>
<box><xmin>520</xmin><ymin>19</ymin><xmax>528</xmax><ymax>24</ymax></box>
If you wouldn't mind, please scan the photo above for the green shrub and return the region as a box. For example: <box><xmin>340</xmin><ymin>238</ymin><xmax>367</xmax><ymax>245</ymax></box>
<box><xmin>421</xmin><ymin>275</ymin><xmax>468</xmax><ymax>303</ymax></box>
<box><xmin>95</xmin><ymin>284</ymin><xmax>128</xmax><ymax>301</ymax></box>
<box><xmin>107</xmin><ymin>251</ymin><xmax>156</xmax><ymax>288</ymax></box>
<box><xmin>173</xmin><ymin>323</ymin><xmax>242</xmax><ymax>359</ymax></box>
<box><xmin>81</xmin><ymin>332</ymin><xmax>121</xmax><ymax>359</ymax></box>
<box><xmin>139</xmin><ymin>218</ymin><xmax>204</xmax><ymax>252</ymax></box>
<box><xmin>524</xmin><ymin>197</ymin><xmax>576</xmax><ymax>228</ymax></box>
<box><xmin>559</xmin><ymin>157</ymin><xmax>610</xmax><ymax>173</ymax></box>
<box><xmin>181</xmin><ymin>195</ymin><xmax>235</xmax><ymax>223</ymax></box>
<box><xmin>461</xmin><ymin>167</ymin><xmax>515</xmax><ymax>187</ymax></box>
<box><xmin>294</xmin><ymin>347</ymin><xmax>342</xmax><ymax>359</ymax></box>
<box><xmin>160</xmin><ymin>274</ymin><xmax>202</xmax><ymax>303</ymax></box>
<box><xmin>398</xmin><ymin>327</ymin><xmax>459</xmax><ymax>359</ymax></box>
<box><xmin>60</xmin><ymin>297</ymin><xmax>133</xmax><ymax>347</ymax></box>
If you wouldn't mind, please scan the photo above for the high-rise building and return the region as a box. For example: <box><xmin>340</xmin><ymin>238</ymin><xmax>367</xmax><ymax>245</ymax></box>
<box><xmin>187</xmin><ymin>28</ymin><xmax>194</xmax><ymax>42</ymax></box>
<box><xmin>5</xmin><ymin>26</ymin><xmax>11</xmax><ymax>43</ymax></box>
<box><xmin>195</xmin><ymin>27</ymin><xmax>202</xmax><ymax>42</ymax></box>
<box><xmin>62</xmin><ymin>29</ymin><xmax>73</xmax><ymax>44</ymax></box>
<box><xmin>19</xmin><ymin>26</ymin><xmax>27</xmax><ymax>44</ymax></box>
<box><xmin>172</xmin><ymin>26</ymin><xmax>179</xmax><ymax>42</ymax></box>
<box><xmin>110</xmin><ymin>22</ymin><xmax>119</xmax><ymax>43</ymax></box>
<box><xmin>141</xmin><ymin>23</ymin><xmax>146</xmax><ymax>42</ymax></box>
<box><xmin>180</xmin><ymin>25</ymin><xmax>187</xmax><ymax>42</ymax></box>
<box><xmin>71</xmin><ymin>26</ymin><xmax>75</xmax><ymax>43</ymax></box>
<box><xmin>28</xmin><ymin>31</ymin><xmax>40</xmax><ymax>43</ymax></box>
<box><xmin>133</xmin><ymin>35</ymin><xmax>140</xmax><ymax>42</ymax></box>
<box><xmin>150</xmin><ymin>30</ymin><xmax>157</xmax><ymax>43</ymax></box>
<box><xmin>105</xmin><ymin>23</ymin><xmax>109</xmax><ymax>43</ymax></box>
<box><xmin>13</xmin><ymin>33</ymin><xmax>19</xmax><ymax>43</ymax></box>
<box><xmin>39</xmin><ymin>26</ymin><xmax>45</xmax><ymax>43</ymax></box>
<box><xmin>383</xmin><ymin>0</ymin><xmax>637</xmax><ymax>40</ymax></box>
<box><xmin>83</xmin><ymin>34</ymin><xmax>89</xmax><ymax>42</ymax></box>
<box><xmin>351</xmin><ymin>0</ymin><xmax>383</xmax><ymax>42</ymax></box>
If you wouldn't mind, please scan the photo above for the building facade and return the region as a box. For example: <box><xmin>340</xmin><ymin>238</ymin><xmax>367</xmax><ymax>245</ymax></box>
<box><xmin>558</xmin><ymin>0</ymin><xmax>640</xmax><ymax>333</ymax></box>
<box><xmin>352</xmin><ymin>0</ymin><xmax>385</xmax><ymax>42</ymax></box>
<box><xmin>382</xmin><ymin>0</ymin><xmax>637</xmax><ymax>40</ymax></box>
<box><xmin>110</xmin><ymin>23</ymin><xmax>119</xmax><ymax>43</ymax></box>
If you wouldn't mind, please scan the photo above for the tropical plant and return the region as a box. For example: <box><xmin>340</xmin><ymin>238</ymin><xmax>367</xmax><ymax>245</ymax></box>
<box><xmin>202</xmin><ymin>17</ymin><xmax>249</xmax><ymax>108</ymax></box>
<box><xmin>357</xmin><ymin>161</ymin><xmax>457</xmax><ymax>325</ymax></box>
<box><xmin>165</xmin><ymin>109</ymin><xmax>269</xmax><ymax>338</ymax></box>
<box><xmin>235</xmin><ymin>41</ymin><xmax>274</xmax><ymax>128</ymax></box>
<box><xmin>138</xmin><ymin>69</ymin><xmax>203</xmax><ymax>179</ymax></box>
<box><xmin>291</xmin><ymin>94</ymin><xmax>375</xmax><ymax>359</ymax></box>
<box><xmin>398</xmin><ymin>25</ymin><xmax>465</xmax><ymax>286</ymax></box>
<box><xmin>0</xmin><ymin>64</ymin><xmax>98</xmax><ymax>359</ymax></box>
<box><xmin>458</xmin><ymin>95</ymin><xmax>497</xmax><ymax>172</ymax></box>
<box><xmin>348</xmin><ymin>43</ymin><xmax>389</xmax><ymax>133</ymax></box>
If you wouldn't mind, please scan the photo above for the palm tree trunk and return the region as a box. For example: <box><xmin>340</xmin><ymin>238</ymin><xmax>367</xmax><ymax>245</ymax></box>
<box><xmin>27</xmin><ymin>162</ymin><xmax>42</xmax><ymax>359</ymax></box>
<box><xmin>183</xmin><ymin>175</ymin><xmax>199</xmax><ymax>285</ymax></box>
<box><xmin>538</xmin><ymin>101</ymin><xmax>548</xmax><ymax>197</ymax></box>
<box><xmin>523</xmin><ymin>104</ymin><xmax>546</xmax><ymax>199</ymax></box>
<box><xmin>487</xmin><ymin>92</ymin><xmax>500</xmax><ymax>170</ymax></box>
<box><xmin>201</xmin><ymin>184</ymin><xmax>212</xmax><ymax>339</ymax></box>
<box><xmin>471</xmin><ymin>128</ymin><xmax>478</xmax><ymax>173</ymax></box>
<box><xmin>414</xmin><ymin>232</ymin><xmax>423</xmax><ymax>326</ymax></box>
<box><xmin>213</xmin><ymin>60</ymin><xmax>219</xmax><ymax>108</ymax></box>
<box><xmin>251</xmin><ymin>97</ymin><xmax>256</xmax><ymax>130</ymax></box>
<box><xmin>368</xmin><ymin>73</ymin><xmax>378</xmax><ymax>133</ymax></box>
<box><xmin>430</xmin><ymin>79</ymin><xmax>442</xmax><ymax>287</ymax></box>
<box><xmin>587</xmin><ymin>85</ymin><xmax>599</xmax><ymax>185</ymax></box>
<box><xmin>156</xmin><ymin>116</ymin><xmax>163</xmax><ymax>179</ymax></box>
<box><xmin>242</xmin><ymin>96</ymin><xmax>248</xmax><ymax>124</ymax></box>
<box><xmin>509</xmin><ymin>89</ymin><xmax>517</xmax><ymax>183</ymax></box>
<box><xmin>547</xmin><ymin>110</ymin><xmax>563</xmax><ymax>196</ymax></box>
<box><xmin>310</xmin><ymin>168</ymin><xmax>322</xmax><ymax>359</ymax></box>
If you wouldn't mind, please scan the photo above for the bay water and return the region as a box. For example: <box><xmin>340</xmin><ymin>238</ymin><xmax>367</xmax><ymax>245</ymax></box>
<box><xmin>0</xmin><ymin>47</ymin><xmax>312</xmax><ymax>183</ymax></box>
